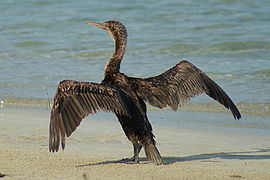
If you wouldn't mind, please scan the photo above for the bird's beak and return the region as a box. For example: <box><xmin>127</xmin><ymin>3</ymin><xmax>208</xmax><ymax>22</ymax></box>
<box><xmin>85</xmin><ymin>22</ymin><xmax>107</xmax><ymax>30</ymax></box>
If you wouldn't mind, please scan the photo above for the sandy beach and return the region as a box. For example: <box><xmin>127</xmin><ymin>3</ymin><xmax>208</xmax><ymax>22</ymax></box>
<box><xmin>0</xmin><ymin>108</ymin><xmax>270</xmax><ymax>180</ymax></box>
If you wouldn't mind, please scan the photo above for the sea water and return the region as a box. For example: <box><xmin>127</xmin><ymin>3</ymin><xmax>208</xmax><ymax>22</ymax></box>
<box><xmin>0</xmin><ymin>0</ymin><xmax>270</xmax><ymax>132</ymax></box>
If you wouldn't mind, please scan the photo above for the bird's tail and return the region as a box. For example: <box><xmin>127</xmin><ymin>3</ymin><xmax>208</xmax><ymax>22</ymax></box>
<box><xmin>144</xmin><ymin>143</ymin><xmax>164</xmax><ymax>165</ymax></box>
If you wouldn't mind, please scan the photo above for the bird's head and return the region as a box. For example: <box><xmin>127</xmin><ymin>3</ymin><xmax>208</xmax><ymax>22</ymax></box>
<box><xmin>85</xmin><ymin>20</ymin><xmax>127</xmax><ymax>41</ymax></box>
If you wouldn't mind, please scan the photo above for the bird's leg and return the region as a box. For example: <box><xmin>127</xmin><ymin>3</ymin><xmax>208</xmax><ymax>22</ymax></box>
<box><xmin>120</xmin><ymin>143</ymin><xmax>142</xmax><ymax>163</ymax></box>
<box><xmin>131</xmin><ymin>143</ymin><xmax>142</xmax><ymax>163</ymax></box>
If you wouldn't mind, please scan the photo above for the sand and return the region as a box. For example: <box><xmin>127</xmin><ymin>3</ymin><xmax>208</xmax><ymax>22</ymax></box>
<box><xmin>0</xmin><ymin>108</ymin><xmax>270</xmax><ymax>180</ymax></box>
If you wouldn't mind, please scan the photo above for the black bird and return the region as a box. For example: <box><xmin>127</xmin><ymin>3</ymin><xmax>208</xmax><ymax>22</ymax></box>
<box><xmin>49</xmin><ymin>21</ymin><xmax>241</xmax><ymax>165</ymax></box>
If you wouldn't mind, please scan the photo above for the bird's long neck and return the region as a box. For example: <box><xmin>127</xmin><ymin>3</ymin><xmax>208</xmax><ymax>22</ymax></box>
<box><xmin>104</xmin><ymin>36</ymin><xmax>126</xmax><ymax>76</ymax></box>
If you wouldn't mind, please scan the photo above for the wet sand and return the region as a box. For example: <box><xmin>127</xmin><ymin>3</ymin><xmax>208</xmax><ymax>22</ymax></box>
<box><xmin>0</xmin><ymin>108</ymin><xmax>270</xmax><ymax>179</ymax></box>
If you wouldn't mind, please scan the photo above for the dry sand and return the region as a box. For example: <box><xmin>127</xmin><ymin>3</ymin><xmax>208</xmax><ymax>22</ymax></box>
<box><xmin>0</xmin><ymin>108</ymin><xmax>270</xmax><ymax>180</ymax></box>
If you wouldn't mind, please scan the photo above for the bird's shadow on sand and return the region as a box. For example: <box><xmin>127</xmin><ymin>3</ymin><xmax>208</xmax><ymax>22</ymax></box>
<box><xmin>78</xmin><ymin>148</ymin><xmax>270</xmax><ymax>167</ymax></box>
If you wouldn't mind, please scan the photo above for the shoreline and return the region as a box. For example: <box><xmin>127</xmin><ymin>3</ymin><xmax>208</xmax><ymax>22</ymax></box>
<box><xmin>1</xmin><ymin>108</ymin><xmax>270</xmax><ymax>179</ymax></box>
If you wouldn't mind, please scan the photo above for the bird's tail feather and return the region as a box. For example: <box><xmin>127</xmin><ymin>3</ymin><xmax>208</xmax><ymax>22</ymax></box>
<box><xmin>144</xmin><ymin>143</ymin><xmax>164</xmax><ymax>165</ymax></box>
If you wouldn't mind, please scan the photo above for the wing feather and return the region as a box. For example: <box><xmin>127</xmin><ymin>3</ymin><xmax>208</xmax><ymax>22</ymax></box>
<box><xmin>49</xmin><ymin>80</ymin><xmax>130</xmax><ymax>152</ymax></box>
<box><xmin>129</xmin><ymin>60</ymin><xmax>241</xmax><ymax>119</ymax></box>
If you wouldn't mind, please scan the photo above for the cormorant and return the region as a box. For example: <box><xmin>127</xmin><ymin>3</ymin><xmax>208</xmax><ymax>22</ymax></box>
<box><xmin>49</xmin><ymin>21</ymin><xmax>241</xmax><ymax>165</ymax></box>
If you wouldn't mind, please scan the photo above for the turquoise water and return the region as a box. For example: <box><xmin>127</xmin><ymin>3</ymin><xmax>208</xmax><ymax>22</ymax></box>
<box><xmin>1</xmin><ymin>0</ymin><xmax>270</xmax><ymax>117</ymax></box>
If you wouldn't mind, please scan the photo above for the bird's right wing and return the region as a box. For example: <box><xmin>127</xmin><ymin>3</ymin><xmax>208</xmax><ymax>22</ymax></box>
<box><xmin>129</xmin><ymin>60</ymin><xmax>241</xmax><ymax>119</ymax></box>
<box><xmin>49</xmin><ymin>80</ymin><xmax>130</xmax><ymax>152</ymax></box>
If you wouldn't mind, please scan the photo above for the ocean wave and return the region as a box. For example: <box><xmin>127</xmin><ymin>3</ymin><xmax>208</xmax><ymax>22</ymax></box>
<box><xmin>1</xmin><ymin>97</ymin><xmax>269</xmax><ymax>116</ymax></box>
<box><xmin>13</xmin><ymin>41</ymin><xmax>48</xmax><ymax>48</ymax></box>
<box><xmin>158</xmin><ymin>41</ymin><xmax>270</xmax><ymax>56</ymax></box>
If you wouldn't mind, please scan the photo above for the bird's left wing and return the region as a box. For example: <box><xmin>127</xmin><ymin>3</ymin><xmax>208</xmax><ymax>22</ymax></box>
<box><xmin>129</xmin><ymin>60</ymin><xmax>241</xmax><ymax>119</ymax></box>
<box><xmin>49</xmin><ymin>80</ymin><xmax>130</xmax><ymax>152</ymax></box>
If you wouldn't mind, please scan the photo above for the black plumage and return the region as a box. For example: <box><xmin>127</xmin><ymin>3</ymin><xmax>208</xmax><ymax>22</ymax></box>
<box><xmin>49</xmin><ymin>21</ymin><xmax>241</xmax><ymax>165</ymax></box>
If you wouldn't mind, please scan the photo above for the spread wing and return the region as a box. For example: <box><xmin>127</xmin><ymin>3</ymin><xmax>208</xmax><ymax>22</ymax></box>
<box><xmin>49</xmin><ymin>80</ymin><xmax>130</xmax><ymax>152</ymax></box>
<box><xmin>129</xmin><ymin>60</ymin><xmax>241</xmax><ymax>119</ymax></box>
